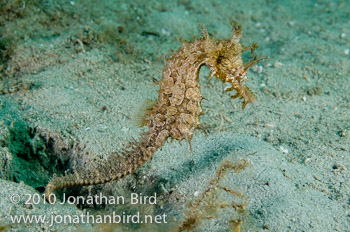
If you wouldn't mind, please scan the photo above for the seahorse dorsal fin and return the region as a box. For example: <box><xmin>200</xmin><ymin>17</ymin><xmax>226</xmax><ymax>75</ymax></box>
<box><xmin>133</xmin><ymin>99</ymin><xmax>155</xmax><ymax>128</ymax></box>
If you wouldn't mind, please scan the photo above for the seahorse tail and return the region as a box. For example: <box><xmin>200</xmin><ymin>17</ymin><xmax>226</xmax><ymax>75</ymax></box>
<box><xmin>44</xmin><ymin>128</ymin><xmax>167</xmax><ymax>202</ymax></box>
<box><xmin>44</xmin><ymin>168</ymin><xmax>129</xmax><ymax>202</ymax></box>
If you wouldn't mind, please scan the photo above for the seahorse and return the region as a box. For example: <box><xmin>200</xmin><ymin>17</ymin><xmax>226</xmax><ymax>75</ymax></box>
<box><xmin>45</xmin><ymin>21</ymin><xmax>263</xmax><ymax>201</ymax></box>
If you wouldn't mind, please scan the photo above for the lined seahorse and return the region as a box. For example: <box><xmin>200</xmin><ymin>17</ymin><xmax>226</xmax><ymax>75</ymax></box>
<box><xmin>45</xmin><ymin>21</ymin><xmax>263</xmax><ymax>201</ymax></box>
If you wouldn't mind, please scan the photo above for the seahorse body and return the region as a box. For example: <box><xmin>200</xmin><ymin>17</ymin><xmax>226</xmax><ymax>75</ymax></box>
<box><xmin>45</xmin><ymin>21</ymin><xmax>262</xmax><ymax>201</ymax></box>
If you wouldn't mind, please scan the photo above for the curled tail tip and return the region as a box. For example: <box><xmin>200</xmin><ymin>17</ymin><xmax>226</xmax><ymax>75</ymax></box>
<box><xmin>45</xmin><ymin>182</ymin><xmax>57</xmax><ymax>202</ymax></box>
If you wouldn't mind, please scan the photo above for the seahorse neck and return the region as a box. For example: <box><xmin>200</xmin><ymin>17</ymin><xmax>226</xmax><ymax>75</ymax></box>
<box><xmin>164</xmin><ymin>41</ymin><xmax>214</xmax><ymax>82</ymax></box>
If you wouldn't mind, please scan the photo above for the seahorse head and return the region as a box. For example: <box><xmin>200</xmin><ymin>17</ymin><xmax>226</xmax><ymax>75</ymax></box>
<box><xmin>203</xmin><ymin>22</ymin><xmax>263</xmax><ymax>109</ymax></box>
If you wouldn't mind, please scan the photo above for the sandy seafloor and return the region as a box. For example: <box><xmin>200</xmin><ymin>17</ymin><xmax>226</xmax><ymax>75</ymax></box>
<box><xmin>0</xmin><ymin>0</ymin><xmax>349</xmax><ymax>231</ymax></box>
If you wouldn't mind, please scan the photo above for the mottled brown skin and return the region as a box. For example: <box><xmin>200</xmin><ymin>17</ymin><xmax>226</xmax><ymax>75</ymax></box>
<box><xmin>45</xmin><ymin>21</ymin><xmax>262</xmax><ymax>201</ymax></box>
